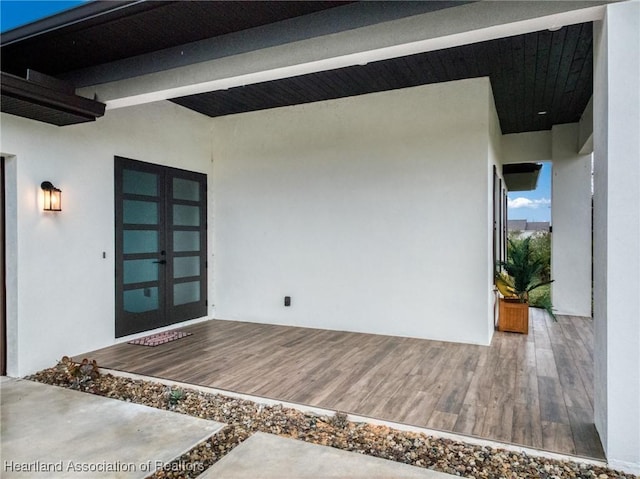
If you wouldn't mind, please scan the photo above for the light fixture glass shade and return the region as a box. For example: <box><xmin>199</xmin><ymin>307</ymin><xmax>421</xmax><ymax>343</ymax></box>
<box><xmin>41</xmin><ymin>181</ymin><xmax>62</xmax><ymax>211</ymax></box>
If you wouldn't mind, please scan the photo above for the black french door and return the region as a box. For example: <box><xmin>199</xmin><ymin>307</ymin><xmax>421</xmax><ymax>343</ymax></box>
<box><xmin>115</xmin><ymin>157</ymin><xmax>207</xmax><ymax>337</ymax></box>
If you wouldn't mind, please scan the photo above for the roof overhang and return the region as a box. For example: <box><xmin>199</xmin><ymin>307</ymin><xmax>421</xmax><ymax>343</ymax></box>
<box><xmin>0</xmin><ymin>71</ymin><xmax>106</xmax><ymax>126</ymax></box>
<box><xmin>0</xmin><ymin>1</ymin><xmax>610</xmax><ymax>132</ymax></box>
<box><xmin>503</xmin><ymin>163</ymin><xmax>543</xmax><ymax>192</ymax></box>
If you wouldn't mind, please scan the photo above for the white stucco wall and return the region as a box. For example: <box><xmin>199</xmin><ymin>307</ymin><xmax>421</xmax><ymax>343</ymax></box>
<box><xmin>551</xmin><ymin>123</ymin><xmax>592</xmax><ymax>317</ymax></box>
<box><xmin>593</xmin><ymin>1</ymin><xmax>640</xmax><ymax>474</ymax></box>
<box><xmin>501</xmin><ymin>130</ymin><xmax>551</xmax><ymax>165</ymax></box>
<box><xmin>211</xmin><ymin>78</ymin><xmax>498</xmax><ymax>345</ymax></box>
<box><xmin>0</xmin><ymin>101</ymin><xmax>214</xmax><ymax>376</ymax></box>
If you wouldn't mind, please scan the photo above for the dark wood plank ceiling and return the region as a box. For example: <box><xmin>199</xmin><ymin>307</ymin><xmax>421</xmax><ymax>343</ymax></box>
<box><xmin>0</xmin><ymin>1</ymin><xmax>352</xmax><ymax>77</ymax></box>
<box><xmin>0</xmin><ymin>1</ymin><xmax>593</xmax><ymax>134</ymax></box>
<box><xmin>172</xmin><ymin>22</ymin><xmax>593</xmax><ymax>135</ymax></box>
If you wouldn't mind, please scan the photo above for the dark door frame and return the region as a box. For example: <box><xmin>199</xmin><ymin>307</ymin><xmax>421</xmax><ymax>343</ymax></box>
<box><xmin>1</xmin><ymin>156</ymin><xmax>6</xmax><ymax>375</ymax></box>
<box><xmin>114</xmin><ymin>157</ymin><xmax>207</xmax><ymax>337</ymax></box>
<box><xmin>493</xmin><ymin>165</ymin><xmax>502</xmax><ymax>275</ymax></box>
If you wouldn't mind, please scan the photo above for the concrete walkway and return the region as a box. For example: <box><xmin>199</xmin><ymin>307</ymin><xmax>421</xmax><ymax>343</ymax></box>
<box><xmin>1</xmin><ymin>377</ymin><xmax>456</xmax><ymax>479</ymax></box>
<box><xmin>201</xmin><ymin>432</ymin><xmax>454</xmax><ymax>478</ymax></box>
<box><xmin>1</xmin><ymin>378</ymin><xmax>223</xmax><ymax>478</ymax></box>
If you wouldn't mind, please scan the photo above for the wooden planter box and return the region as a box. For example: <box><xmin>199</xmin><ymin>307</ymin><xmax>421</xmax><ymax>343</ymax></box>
<box><xmin>498</xmin><ymin>298</ymin><xmax>529</xmax><ymax>334</ymax></box>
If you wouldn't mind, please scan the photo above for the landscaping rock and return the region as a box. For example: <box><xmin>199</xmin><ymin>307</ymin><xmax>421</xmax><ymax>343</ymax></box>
<box><xmin>27</xmin><ymin>364</ymin><xmax>637</xmax><ymax>479</ymax></box>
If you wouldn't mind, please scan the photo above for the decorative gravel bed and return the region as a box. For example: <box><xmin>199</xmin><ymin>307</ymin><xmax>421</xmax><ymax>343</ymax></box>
<box><xmin>27</xmin><ymin>360</ymin><xmax>636</xmax><ymax>479</ymax></box>
<box><xmin>147</xmin><ymin>426</ymin><xmax>249</xmax><ymax>479</ymax></box>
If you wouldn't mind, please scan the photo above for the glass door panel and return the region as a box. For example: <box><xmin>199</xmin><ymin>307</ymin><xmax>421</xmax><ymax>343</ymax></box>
<box><xmin>173</xmin><ymin>231</ymin><xmax>200</xmax><ymax>252</ymax></box>
<box><xmin>174</xmin><ymin>281</ymin><xmax>200</xmax><ymax>306</ymax></box>
<box><xmin>123</xmin><ymin>259</ymin><xmax>159</xmax><ymax>284</ymax></box>
<box><xmin>123</xmin><ymin>230</ymin><xmax>158</xmax><ymax>254</ymax></box>
<box><xmin>173</xmin><ymin>178</ymin><xmax>200</xmax><ymax>201</ymax></box>
<box><xmin>123</xmin><ymin>200</ymin><xmax>158</xmax><ymax>224</ymax></box>
<box><xmin>123</xmin><ymin>169</ymin><xmax>158</xmax><ymax>196</ymax></box>
<box><xmin>173</xmin><ymin>204</ymin><xmax>200</xmax><ymax>226</ymax></box>
<box><xmin>124</xmin><ymin>287</ymin><xmax>159</xmax><ymax>313</ymax></box>
<box><xmin>173</xmin><ymin>256</ymin><xmax>200</xmax><ymax>279</ymax></box>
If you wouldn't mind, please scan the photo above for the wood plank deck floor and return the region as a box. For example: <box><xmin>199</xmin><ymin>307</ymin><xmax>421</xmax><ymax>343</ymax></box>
<box><xmin>79</xmin><ymin>308</ymin><xmax>604</xmax><ymax>459</ymax></box>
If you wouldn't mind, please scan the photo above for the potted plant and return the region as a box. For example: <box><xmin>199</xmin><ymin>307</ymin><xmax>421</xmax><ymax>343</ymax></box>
<box><xmin>495</xmin><ymin>236</ymin><xmax>554</xmax><ymax>334</ymax></box>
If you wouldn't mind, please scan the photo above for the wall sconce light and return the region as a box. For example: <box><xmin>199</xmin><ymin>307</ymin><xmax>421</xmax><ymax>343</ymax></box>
<box><xmin>41</xmin><ymin>181</ymin><xmax>62</xmax><ymax>211</ymax></box>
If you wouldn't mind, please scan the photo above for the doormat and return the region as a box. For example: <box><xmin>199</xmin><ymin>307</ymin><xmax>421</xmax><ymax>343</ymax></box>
<box><xmin>128</xmin><ymin>331</ymin><xmax>192</xmax><ymax>347</ymax></box>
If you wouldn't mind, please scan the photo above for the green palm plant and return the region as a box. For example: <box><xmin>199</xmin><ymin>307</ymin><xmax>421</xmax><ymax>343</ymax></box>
<box><xmin>498</xmin><ymin>237</ymin><xmax>554</xmax><ymax>303</ymax></box>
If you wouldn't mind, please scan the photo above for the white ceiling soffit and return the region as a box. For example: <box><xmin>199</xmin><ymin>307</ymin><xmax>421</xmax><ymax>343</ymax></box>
<box><xmin>77</xmin><ymin>1</ymin><xmax>608</xmax><ymax>111</ymax></box>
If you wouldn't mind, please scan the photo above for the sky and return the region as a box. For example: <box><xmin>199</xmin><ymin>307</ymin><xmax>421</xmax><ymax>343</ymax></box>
<box><xmin>1</xmin><ymin>1</ymin><xmax>552</xmax><ymax>223</ymax></box>
<box><xmin>1</xmin><ymin>0</ymin><xmax>86</xmax><ymax>32</ymax></box>
<box><xmin>507</xmin><ymin>162</ymin><xmax>552</xmax><ymax>223</ymax></box>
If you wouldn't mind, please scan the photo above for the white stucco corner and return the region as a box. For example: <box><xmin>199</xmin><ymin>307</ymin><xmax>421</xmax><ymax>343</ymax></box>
<box><xmin>593</xmin><ymin>0</ymin><xmax>640</xmax><ymax>473</ymax></box>
<box><xmin>551</xmin><ymin>123</ymin><xmax>593</xmax><ymax>317</ymax></box>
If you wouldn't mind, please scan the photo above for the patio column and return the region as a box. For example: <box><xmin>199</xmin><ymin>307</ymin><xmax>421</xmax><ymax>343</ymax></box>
<box><xmin>551</xmin><ymin>123</ymin><xmax>592</xmax><ymax>317</ymax></box>
<box><xmin>593</xmin><ymin>0</ymin><xmax>640</xmax><ymax>474</ymax></box>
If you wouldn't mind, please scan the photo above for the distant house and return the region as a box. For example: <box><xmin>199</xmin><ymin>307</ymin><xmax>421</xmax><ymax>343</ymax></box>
<box><xmin>508</xmin><ymin>220</ymin><xmax>551</xmax><ymax>237</ymax></box>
